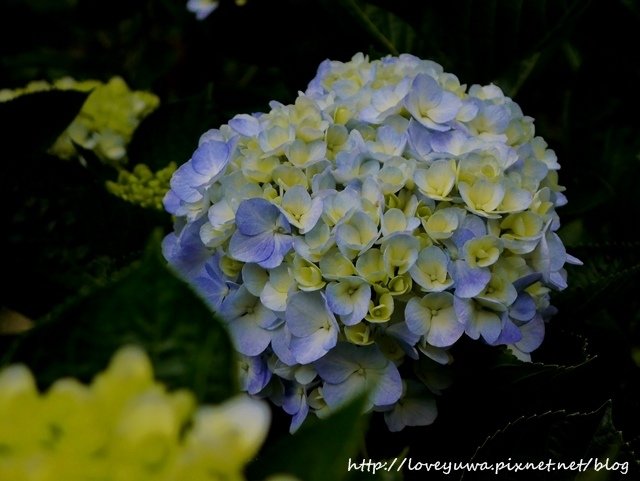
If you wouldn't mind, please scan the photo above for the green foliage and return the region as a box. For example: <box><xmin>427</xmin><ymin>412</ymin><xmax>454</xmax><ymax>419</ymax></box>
<box><xmin>0</xmin><ymin>90</ymin><xmax>89</xmax><ymax>157</ymax></box>
<box><xmin>337</xmin><ymin>0</ymin><xmax>417</xmax><ymax>56</ymax></box>
<box><xmin>1</xmin><ymin>150</ymin><xmax>168</xmax><ymax>319</ymax></box>
<box><xmin>467</xmin><ymin>403</ymin><xmax>636</xmax><ymax>481</ymax></box>
<box><xmin>2</xmin><ymin>235</ymin><xmax>236</xmax><ymax>403</ymax></box>
<box><xmin>248</xmin><ymin>392</ymin><xmax>369</xmax><ymax>481</ymax></box>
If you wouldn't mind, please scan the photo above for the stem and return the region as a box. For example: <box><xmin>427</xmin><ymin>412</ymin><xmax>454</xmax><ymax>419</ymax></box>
<box><xmin>340</xmin><ymin>0</ymin><xmax>399</xmax><ymax>56</ymax></box>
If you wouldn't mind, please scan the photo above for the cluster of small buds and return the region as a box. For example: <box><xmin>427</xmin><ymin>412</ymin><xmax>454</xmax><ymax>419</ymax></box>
<box><xmin>0</xmin><ymin>346</ymin><xmax>274</xmax><ymax>481</ymax></box>
<box><xmin>0</xmin><ymin>76</ymin><xmax>159</xmax><ymax>163</ymax></box>
<box><xmin>107</xmin><ymin>162</ymin><xmax>177</xmax><ymax>210</ymax></box>
<box><xmin>163</xmin><ymin>53</ymin><xmax>580</xmax><ymax>431</ymax></box>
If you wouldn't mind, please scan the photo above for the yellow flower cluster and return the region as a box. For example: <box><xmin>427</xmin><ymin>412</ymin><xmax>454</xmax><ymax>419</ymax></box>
<box><xmin>107</xmin><ymin>162</ymin><xmax>177</xmax><ymax>210</ymax></box>
<box><xmin>0</xmin><ymin>346</ymin><xmax>271</xmax><ymax>481</ymax></box>
<box><xmin>0</xmin><ymin>76</ymin><xmax>159</xmax><ymax>164</ymax></box>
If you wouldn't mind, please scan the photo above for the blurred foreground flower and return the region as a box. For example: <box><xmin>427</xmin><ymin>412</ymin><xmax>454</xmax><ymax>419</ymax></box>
<box><xmin>0</xmin><ymin>77</ymin><xmax>159</xmax><ymax>164</ymax></box>
<box><xmin>163</xmin><ymin>53</ymin><xmax>580</xmax><ymax>431</ymax></box>
<box><xmin>0</xmin><ymin>346</ymin><xmax>271</xmax><ymax>481</ymax></box>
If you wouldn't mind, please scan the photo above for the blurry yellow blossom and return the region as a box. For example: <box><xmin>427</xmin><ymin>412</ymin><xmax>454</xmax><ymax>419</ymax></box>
<box><xmin>0</xmin><ymin>346</ymin><xmax>271</xmax><ymax>481</ymax></box>
<box><xmin>0</xmin><ymin>76</ymin><xmax>159</xmax><ymax>164</ymax></box>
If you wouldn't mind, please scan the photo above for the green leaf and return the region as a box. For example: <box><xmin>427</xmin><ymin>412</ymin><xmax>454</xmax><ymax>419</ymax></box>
<box><xmin>488</xmin><ymin>333</ymin><xmax>595</xmax><ymax>386</ymax></box>
<box><xmin>0</xmin><ymin>89</ymin><xmax>89</xmax><ymax>156</ymax></box>
<box><xmin>465</xmin><ymin>402</ymin><xmax>636</xmax><ymax>481</ymax></box>
<box><xmin>247</xmin><ymin>392</ymin><xmax>369</xmax><ymax>481</ymax></box>
<box><xmin>337</xmin><ymin>0</ymin><xmax>417</xmax><ymax>56</ymax></box>
<box><xmin>1</xmin><ymin>152</ymin><xmax>168</xmax><ymax>318</ymax></box>
<box><xmin>2</xmin><ymin>233</ymin><xmax>236</xmax><ymax>403</ymax></box>
<box><xmin>368</xmin><ymin>0</ymin><xmax>591</xmax><ymax>84</ymax></box>
<box><xmin>128</xmin><ymin>85</ymin><xmax>215</xmax><ymax>170</ymax></box>
<box><xmin>557</xmin><ymin>242</ymin><xmax>640</xmax><ymax>318</ymax></box>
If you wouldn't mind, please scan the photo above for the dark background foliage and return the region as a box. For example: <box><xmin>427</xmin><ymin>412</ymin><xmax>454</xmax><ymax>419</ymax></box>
<box><xmin>1</xmin><ymin>0</ymin><xmax>639</xmax><ymax>479</ymax></box>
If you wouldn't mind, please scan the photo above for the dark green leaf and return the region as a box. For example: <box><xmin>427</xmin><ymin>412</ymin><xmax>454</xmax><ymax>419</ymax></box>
<box><xmin>0</xmin><ymin>89</ymin><xmax>89</xmax><ymax>156</ymax></box>
<box><xmin>338</xmin><ymin>0</ymin><xmax>417</xmax><ymax>56</ymax></box>
<box><xmin>464</xmin><ymin>402</ymin><xmax>636</xmax><ymax>481</ymax></box>
<box><xmin>248</xmin><ymin>392</ymin><xmax>369</xmax><ymax>481</ymax></box>
<box><xmin>3</xmin><ymin>233</ymin><xmax>236</xmax><ymax>403</ymax></box>
<box><xmin>556</xmin><ymin>242</ymin><xmax>640</xmax><ymax>318</ymax></box>
<box><xmin>1</xmin><ymin>152</ymin><xmax>167</xmax><ymax>318</ymax></box>
<box><xmin>488</xmin><ymin>335</ymin><xmax>595</xmax><ymax>386</ymax></box>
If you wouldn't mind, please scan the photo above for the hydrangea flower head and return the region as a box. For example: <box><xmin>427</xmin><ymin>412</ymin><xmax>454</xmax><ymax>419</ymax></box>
<box><xmin>0</xmin><ymin>346</ymin><xmax>272</xmax><ymax>481</ymax></box>
<box><xmin>164</xmin><ymin>53</ymin><xmax>580</xmax><ymax>432</ymax></box>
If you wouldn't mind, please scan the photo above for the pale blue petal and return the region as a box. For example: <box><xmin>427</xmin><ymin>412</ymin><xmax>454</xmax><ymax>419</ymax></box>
<box><xmin>482</xmin><ymin>104</ymin><xmax>511</xmax><ymax>132</ymax></box>
<box><xmin>322</xmin><ymin>373</ymin><xmax>368</xmax><ymax>410</ymax></box>
<box><xmin>492</xmin><ymin>315</ymin><xmax>522</xmax><ymax>346</ymax></box>
<box><xmin>513</xmin><ymin>273</ymin><xmax>542</xmax><ymax>291</ymax></box>
<box><xmin>428</xmin><ymin>129</ymin><xmax>469</xmax><ymax>155</ymax></box>
<box><xmin>290</xmin><ymin>327</ymin><xmax>337</xmax><ymax>364</ymax></box>
<box><xmin>227</xmin><ymin>313</ymin><xmax>272</xmax><ymax>356</ymax></box>
<box><xmin>218</xmin><ymin>285</ymin><xmax>256</xmax><ymax>320</ymax></box>
<box><xmin>453</xmin><ymin>295</ymin><xmax>474</xmax><ymax>328</ymax></box>
<box><xmin>162</xmin><ymin>219</ymin><xmax>211</xmax><ymax>279</ymax></box>
<box><xmin>299</xmin><ymin>197</ymin><xmax>324</xmax><ymax>234</ymax></box>
<box><xmin>451</xmin><ymin>228</ymin><xmax>476</xmax><ymax>251</ymax></box>
<box><xmin>549</xmin><ymin>270</ymin><xmax>568</xmax><ymax>290</ymax></box>
<box><xmin>566</xmin><ymin>253</ymin><xmax>583</xmax><ymax>265</ymax></box>
<box><xmin>371</xmin><ymin>362</ymin><xmax>402</xmax><ymax>407</ymax></box>
<box><xmin>514</xmin><ymin>314</ymin><xmax>545</xmax><ymax>353</ymax></box>
<box><xmin>376</xmin><ymin>124</ymin><xmax>407</xmax><ymax>154</ymax></box>
<box><xmin>235</xmin><ymin>198</ymin><xmax>283</xmax><ymax>235</ymax></box>
<box><xmin>384</xmin><ymin>389</ymin><xmax>437</xmax><ymax>432</ymax></box>
<box><xmin>326</xmin><ymin>282</ymin><xmax>354</xmax><ymax>315</ymax></box>
<box><xmin>407</xmin><ymin>119</ymin><xmax>433</xmax><ymax>160</ymax></box>
<box><xmin>314</xmin><ymin>350</ymin><xmax>358</xmax><ymax>384</ymax></box>
<box><xmin>271</xmin><ymin>324</ymin><xmax>297</xmax><ymax>366</ymax></box>
<box><xmin>170</xmin><ymin>162</ymin><xmax>206</xmax><ymax>202</ymax></box>
<box><xmin>283</xmin><ymin>383</ymin><xmax>306</xmax><ymax>415</ymax></box>
<box><xmin>454</xmin><ymin>296</ymin><xmax>501</xmax><ymax>343</ymax></box>
<box><xmin>228</xmin><ymin>230</ymin><xmax>275</xmax><ymax>264</ymax></box>
<box><xmin>192</xmin><ymin>268</ymin><xmax>228</xmax><ymax>310</ymax></box>
<box><xmin>405</xmin><ymin>297</ymin><xmax>429</xmax><ymax>336</ymax></box>
<box><xmin>228</xmin><ymin>113</ymin><xmax>261</xmax><ymax>137</ymax></box>
<box><xmin>408</xmin><ymin>73</ymin><xmax>442</xmax><ymax>111</ymax></box>
<box><xmin>384</xmin><ymin>323</ymin><xmax>420</xmax><ymax>360</ymax></box>
<box><xmin>286</xmin><ymin>291</ymin><xmax>337</xmax><ymax>337</ymax></box>
<box><xmin>340</xmin><ymin>284</ymin><xmax>371</xmax><ymax>326</ymax></box>
<box><xmin>460</xmin><ymin>214</ymin><xmax>488</xmax><ymax>238</ymax></box>
<box><xmin>290</xmin><ymin>401</ymin><xmax>309</xmax><ymax>433</ymax></box>
<box><xmin>427</xmin><ymin>309</ymin><xmax>464</xmax><ymax>348</ymax></box>
<box><xmin>191</xmin><ymin>140</ymin><xmax>230</xmax><ymax>178</ymax></box>
<box><xmin>163</xmin><ymin>189</ymin><xmax>183</xmax><ymax>215</ymax></box>
<box><xmin>428</xmin><ymin>90</ymin><xmax>462</xmax><ymax>124</ymax></box>
<box><xmin>509</xmin><ymin>292</ymin><xmax>536</xmax><ymax>322</ymax></box>
<box><xmin>419</xmin><ymin>344</ymin><xmax>451</xmax><ymax>365</ymax></box>
<box><xmin>477</xmin><ymin>312</ymin><xmax>502</xmax><ymax>344</ymax></box>
<box><xmin>239</xmin><ymin>355</ymin><xmax>272</xmax><ymax>395</ymax></box>
<box><xmin>452</xmin><ymin>260</ymin><xmax>491</xmax><ymax>298</ymax></box>
<box><xmin>257</xmin><ymin>233</ymin><xmax>293</xmax><ymax>269</ymax></box>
